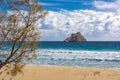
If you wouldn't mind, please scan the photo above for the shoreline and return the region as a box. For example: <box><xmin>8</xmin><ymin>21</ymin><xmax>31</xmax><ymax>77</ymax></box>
<box><xmin>25</xmin><ymin>64</ymin><xmax>120</xmax><ymax>69</ymax></box>
<box><xmin>1</xmin><ymin>65</ymin><xmax>120</xmax><ymax>80</ymax></box>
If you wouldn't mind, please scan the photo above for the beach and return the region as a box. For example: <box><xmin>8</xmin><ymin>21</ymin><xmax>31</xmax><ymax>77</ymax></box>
<box><xmin>1</xmin><ymin>42</ymin><xmax>120</xmax><ymax>80</ymax></box>
<box><xmin>1</xmin><ymin>65</ymin><xmax>120</xmax><ymax>80</ymax></box>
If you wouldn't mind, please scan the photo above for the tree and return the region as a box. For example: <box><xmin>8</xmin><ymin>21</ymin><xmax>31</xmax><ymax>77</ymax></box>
<box><xmin>0</xmin><ymin>0</ymin><xmax>47</xmax><ymax>77</ymax></box>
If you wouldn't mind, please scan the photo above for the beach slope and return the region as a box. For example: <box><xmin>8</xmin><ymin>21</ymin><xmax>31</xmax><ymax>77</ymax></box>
<box><xmin>1</xmin><ymin>66</ymin><xmax>120</xmax><ymax>80</ymax></box>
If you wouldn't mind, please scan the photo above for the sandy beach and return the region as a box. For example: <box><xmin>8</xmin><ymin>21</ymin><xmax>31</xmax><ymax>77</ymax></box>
<box><xmin>1</xmin><ymin>65</ymin><xmax>120</xmax><ymax>80</ymax></box>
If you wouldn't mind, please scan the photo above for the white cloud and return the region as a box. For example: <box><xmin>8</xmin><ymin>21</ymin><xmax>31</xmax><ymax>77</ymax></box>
<box><xmin>52</xmin><ymin>0</ymin><xmax>81</xmax><ymax>2</ymax></box>
<box><xmin>39</xmin><ymin>2</ymin><xmax>61</xmax><ymax>6</ymax></box>
<box><xmin>38</xmin><ymin>10</ymin><xmax>120</xmax><ymax>41</ymax></box>
<box><xmin>93</xmin><ymin>0</ymin><xmax>120</xmax><ymax>13</ymax></box>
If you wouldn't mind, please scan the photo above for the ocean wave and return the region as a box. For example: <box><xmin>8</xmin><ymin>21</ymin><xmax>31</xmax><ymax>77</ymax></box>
<box><xmin>37</xmin><ymin>49</ymin><xmax>120</xmax><ymax>60</ymax></box>
<box><xmin>28</xmin><ymin>49</ymin><xmax>120</xmax><ymax>68</ymax></box>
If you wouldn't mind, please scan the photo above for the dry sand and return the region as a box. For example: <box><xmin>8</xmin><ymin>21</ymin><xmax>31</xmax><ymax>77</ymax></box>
<box><xmin>1</xmin><ymin>65</ymin><xmax>120</xmax><ymax>80</ymax></box>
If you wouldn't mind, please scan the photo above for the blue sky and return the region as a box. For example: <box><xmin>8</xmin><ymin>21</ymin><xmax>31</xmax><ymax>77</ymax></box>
<box><xmin>39</xmin><ymin>0</ymin><xmax>115</xmax><ymax>11</ymax></box>
<box><xmin>3</xmin><ymin>0</ymin><xmax>120</xmax><ymax>41</ymax></box>
<box><xmin>40</xmin><ymin>0</ymin><xmax>95</xmax><ymax>11</ymax></box>
<box><xmin>37</xmin><ymin>0</ymin><xmax>120</xmax><ymax>41</ymax></box>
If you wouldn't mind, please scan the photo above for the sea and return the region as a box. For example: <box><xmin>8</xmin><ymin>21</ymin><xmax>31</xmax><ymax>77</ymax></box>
<box><xmin>32</xmin><ymin>41</ymin><xmax>120</xmax><ymax>68</ymax></box>
<box><xmin>2</xmin><ymin>41</ymin><xmax>120</xmax><ymax>68</ymax></box>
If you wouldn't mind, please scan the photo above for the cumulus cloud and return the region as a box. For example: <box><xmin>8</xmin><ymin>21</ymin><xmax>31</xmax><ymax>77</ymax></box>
<box><xmin>93</xmin><ymin>0</ymin><xmax>120</xmax><ymax>13</ymax></box>
<box><xmin>37</xmin><ymin>10</ymin><xmax>120</xmax><ymax>41</ymax></box>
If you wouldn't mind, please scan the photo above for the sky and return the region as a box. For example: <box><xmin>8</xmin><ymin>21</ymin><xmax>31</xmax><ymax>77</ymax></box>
<box><xmin>38</xmin><ymin>0</ymin><xmax>120</xmax><ymax>41</ymax></box>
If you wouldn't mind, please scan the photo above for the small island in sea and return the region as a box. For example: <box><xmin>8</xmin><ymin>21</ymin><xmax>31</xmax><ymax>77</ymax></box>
<box><xmin>64</xmin><ymin>32</ymin><xmax>86</xmax><ymax>42</ymax></box>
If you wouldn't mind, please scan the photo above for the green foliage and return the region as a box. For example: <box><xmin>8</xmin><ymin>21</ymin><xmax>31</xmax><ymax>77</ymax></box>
<box><xmin>0</xmin><ymin>0</ymin><xmax>47</xmax><ymax>79</ymax></box>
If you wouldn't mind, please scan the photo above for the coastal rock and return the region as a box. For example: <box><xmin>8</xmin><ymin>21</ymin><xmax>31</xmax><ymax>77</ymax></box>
<box><xmin>64</xmin><ymin>32</ymin><xmax>86</xmax><ymax>42</ymax></box>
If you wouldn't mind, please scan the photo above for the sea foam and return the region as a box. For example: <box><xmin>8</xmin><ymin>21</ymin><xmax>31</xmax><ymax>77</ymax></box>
<box><xmin>30</xmin><ymin>49</ymin><xmax>120</xmax><ymax>68</ymax></box>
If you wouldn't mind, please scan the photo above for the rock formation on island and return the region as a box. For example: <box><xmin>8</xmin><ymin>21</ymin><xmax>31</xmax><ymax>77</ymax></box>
<box><xmin>64</xmin><ymin>32</ymin><xmax>86</xmax><ymax>42</ymax></box>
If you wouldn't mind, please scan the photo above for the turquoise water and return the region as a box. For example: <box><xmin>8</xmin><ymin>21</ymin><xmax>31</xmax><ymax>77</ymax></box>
<box><xmin>38</xmin><ymin>41</ymin><xmax>120</xmax><ymax>51</ymax></box>
<box><xmin>32</xmin><ymin>41</ymin><xmax>120</xmax><ymax>68</ymax></box>
<box><xmin>2</xmin><ymin>41</ymin><xmax>120</xmax><ymax>68</ymax></box>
